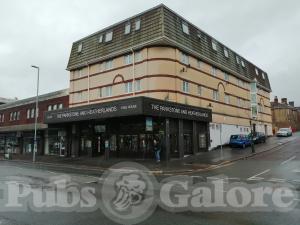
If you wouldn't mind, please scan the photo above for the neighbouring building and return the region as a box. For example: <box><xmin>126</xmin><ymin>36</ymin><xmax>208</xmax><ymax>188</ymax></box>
<box><xmin>44</xmin><ymin>4</ymin><xmax>272</xmax><ymax>160</ymax></box>
<box><xmin>271</xmin><ymin>96</ymin><xmax>300</xmax><ymax>133</ymax></box>
<box><xmin>0</xmin><ymin>89</ymin><xmax>69</xmax><ymax>155</ymax></box>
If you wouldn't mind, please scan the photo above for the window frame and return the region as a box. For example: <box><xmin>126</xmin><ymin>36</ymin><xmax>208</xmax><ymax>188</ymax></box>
<box><xmin>182</xmin><ymin>21</ymin><xmax>189</xmax><ymax>35</ymax></box>
<box><xmin>124</xmin><ymin>22</ymin><xmax>131</xmax><ymax>34</ymax></box>
<box><xmin>182</xmin><ymin>81</ymin><xmax>189</xmax><ymax>93</ymax></box>
<box><xmin>105</xmin><ymin>31</ymin><xmax>113</xmax><ymax>42</ymax></box>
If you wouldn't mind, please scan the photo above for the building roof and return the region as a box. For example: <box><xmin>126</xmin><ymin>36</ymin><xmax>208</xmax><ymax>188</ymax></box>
<box><xmin>271</xmin><ymin>102</ymin><xmax>298</xmax><ymax>110</ymax></box>
<box><xmin>67</xmin><ymin>4</ymin><xmax>271</xmax><ymax>92</ymax></box>
<box><xmin>0</xmin><ymin>89</ymin><xmax>69</xmax><ymax>110</ymax></box>
<box><xmin>0</xmin><ymin>97</ymin><xmax>15</xmax><ymax>105</ymax></box>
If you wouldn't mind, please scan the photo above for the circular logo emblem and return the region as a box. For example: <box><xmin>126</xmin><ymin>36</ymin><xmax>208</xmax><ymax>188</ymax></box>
<box><xmin>100</xmin><ymin>162</ymin><xmax>157</xmax><ymax>225</ymax></box>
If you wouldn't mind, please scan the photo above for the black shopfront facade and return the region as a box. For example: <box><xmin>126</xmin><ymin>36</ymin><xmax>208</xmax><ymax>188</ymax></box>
<box><xmin>44</xmin><ymin>97</ymin><xmax>212</xmax><ymax>161</ymax></box>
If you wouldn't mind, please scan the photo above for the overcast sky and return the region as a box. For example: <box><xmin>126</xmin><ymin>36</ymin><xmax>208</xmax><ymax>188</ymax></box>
<box><xmin>1</xmin><ymin>0</ymin><xmax>299</xmax><ymax>105</ymax></box>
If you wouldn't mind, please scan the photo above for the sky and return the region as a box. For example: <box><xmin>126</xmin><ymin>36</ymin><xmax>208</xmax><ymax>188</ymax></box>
<box><xmin>0</xmin><ymin>0</ymin><xmax>300</xmax><ymax>105</ymax></box>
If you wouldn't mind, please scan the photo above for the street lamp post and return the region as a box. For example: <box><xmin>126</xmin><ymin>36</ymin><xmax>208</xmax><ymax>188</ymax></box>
<box><xmin>250</xmin><ymin>119</ymin><xmax>255</xmax><ymax>153</ymax></box>
<box><xmin>31</xmin><ymin>65</ymin><xmax>40</xmax><ymax>163</ymax></box>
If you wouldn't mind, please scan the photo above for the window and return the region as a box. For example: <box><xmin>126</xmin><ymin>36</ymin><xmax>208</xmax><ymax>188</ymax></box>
<box><xmin>250</xmin><ymin>82</ymin><xmax>257</xmax><ymax>92</ymax></box>
<box><xmin>9</xmin><ymin>112</ymin><xmax>13</xmax><ymax>121</ymax></box>
<box><xmin>104</xmin><ymin>60</ymin><xmax>113</xmax><ymax>70</ymax></box>
<box><xmin>105</xmin><ymin>31</ymin><xmax>113</xmax><ymax>42</ymax></box>
<box><xmin>213</xmin><ymin>90</ymin><xmax>219</xmax><ymax>101</ymax></box>
<box><xmin>255</xmin><ymin>68</ymin><xmax>259</xmax><ymax>75</ymax></box>
<box><xmin>197</xmin><ymin>60</ymin><xmax>202</xmax><ymax>68</ymax></box>
<box><xmin>31</xmin><ymin>108</ymin><xmax>35</xmax><ymax>118</ymax></box>
<box><xmin>225</xmin><ymin>94</ymin><xmax>230</xmax><ymax>104</ymax></box>
<box><xmin>53</xmin><ymin>104</ymin><xmax>57</xmax><ymax>110</ymax></box>
<box><xmin>236</xmin><ymin>56</ymin><xmax>240</xmax><ymax>64</ymax></box>
<box><xmin>27</xmin><ymin>109</ymin><xmax>30</xmax><ymax>119</ymax></box>
<box><xmin>224</xmin><ymin>48</ymin><xmax>229</xmax><ymax>58</ymax></box>
<box><xmin>262</xmin><ymin>72</ymin><xmax>265</xmax><ymax>79</ymax></box>
<box><xmin>251</xmin><ymin>94</ymin><xmax>257</xmax><ymax>104</ymax></box>
<box><xmin>212</xmin><ymin>41</ymin><xmax>217</xmax><ymax>51</ymax></box>
<box><xmin>98</xmin><ymin>34</ymin><xmax>103</xmax><ymax>43</ymax></box>
<box><xmin>105</xmin><ymin>86</ymin><xmax>112</xmax><ymax>97</ymax></box>
<box><xmin>75</xmin><ymin>92</ymin><xmax>83</xmax><ymax>102</ymax></box>
<box><xmin>238</xmin><ymin>79</ymin><xmax>242</xmax><ymax>87</ymax></box>
<box><xmin>182</xmin><ymin>81</ymin><xmax>189</xmax><ymax>93</ymax></box>
<box><xmin>124</xmin><ymin>54</ymin><xmax>132</xmax><ymax>65</ymax></box>
<box><xmin>135</xmin><ymin>19</ymin><xmax>141</xmax><ymax>30</ymax></box>
<box><xmin>237</xmin><ymin>98</ymin><xmax>241</xmax><ymax>107</ymax></box>
<box><xmin>135</xmin><ymin>80</ymin><xmax>141</xmax><ymax>91</ymax></box>
<box><xmin>16</xmin><ymin>111</ymin><xmax>20</xmax><ymax>120</ymax></box>
<box><xmin>224</xmin><ymin>72</ymin><xmax>229</xmax><ymax>81</ymax></box>
<box><xmin>125</xmin><ymin>82</ymin><xmax>133</xmax><ymax>93</ymax></box>
<box><xmin>77</xmin><ymin>43</ymin><xmax>83</xmax><ymax>53</ymax></box>
<box><xmin>241</xmin><ymin>60</ymin><xmax>245</xmax><ymax>67</ymax></box>
<box><xmin>180</xmin><ymin>52</ymin><xmax>189</xmax><ymax>65</ymax></box>
<box><xmin>125</xmin><ymin>22</ymin><xmax>131</xmax><ymax>34</ymax></box>
<box><xmin>48</xmin><ymin>105</ymin><xmax>52</xmax><ymax>111</ymax></box>
<box><xmin>182</xmin><ymin>22</ymin><xmax>189</xmax><ymax>34</ymax></box>
<box><xmin>58</xmin><ymin>103</ymin><xmax>63</xmax><ymax>109</ymax></box>
<box><xmin>211</xmin><ymin>67</ymin><xmax>217</xmax><ymax>76</ymax></box>
<box><xmin>135</xmin><ymin>51</ymin><xmax>142</xmax><ymax>62</ymax></box>
<box><xmin>197</xmin><ymin>85</ymin><xmax>202</xmax><ymax>96</ymax></box>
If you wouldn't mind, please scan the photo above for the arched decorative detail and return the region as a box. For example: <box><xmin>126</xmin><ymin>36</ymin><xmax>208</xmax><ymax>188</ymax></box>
<box><xmin>113</xmin><ymin>74</ymin><xmax>125</xmax><ymax>84</ymax></box>
<box><xmin>217</xmin><ymin>82</ymin><xmax>225</xmax><ymax>92</ymax></box>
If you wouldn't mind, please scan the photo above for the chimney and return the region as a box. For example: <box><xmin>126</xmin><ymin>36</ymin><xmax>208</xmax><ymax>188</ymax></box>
<box><xmin>289</xmin><ymin>101</ymin><xmax>294</xmax><ymax>107</ymax></box>
<box><xmin>281</xmin><ymin>98</ymin><xmax>287</xmax><ymax>104</ymax></box>
<box><xmin>274</xmin><ymin>96</ymin><xmax>278</xmax><ymax>103</ymax></box>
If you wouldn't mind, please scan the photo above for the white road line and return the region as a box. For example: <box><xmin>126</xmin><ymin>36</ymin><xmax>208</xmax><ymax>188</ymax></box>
<box><xmin>292</xmin><ymin>169</ymin><xmax>300</xmax><ymax>173</ymax></box>
<box><xmin>268</xmin><ymin>178</ymin><xmax>286</xmax><ymax>183</ymax></box>
<box><xmin>281</xmin><ymin>156</ymin><xmax>296</xmax><ymax>165</ymax></box>
<box><xmin>292</xmin><ymin>180</ymin><xmax>300</xmax><ymax>183</ymax></box>
<box><xmin>247</xmin><ymin>169</ymin><xmax>270</xmax><ymax>181</ymax></box>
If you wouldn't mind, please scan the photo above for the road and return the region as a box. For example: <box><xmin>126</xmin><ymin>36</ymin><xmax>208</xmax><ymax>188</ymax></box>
<box><xmin>0</xmin><ymin>134</ymin><xmax>299</xmax><ymax>225</ymax></box>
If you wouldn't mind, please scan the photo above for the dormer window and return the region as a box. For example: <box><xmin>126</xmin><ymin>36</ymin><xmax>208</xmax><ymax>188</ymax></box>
<box><xmin>105</xmin><ymin>31</ymin><xmax>113</xmax><ymax>42</ymax></box>
<box><xmin>135</xmin><ymin>19</ymin><xmax>141</xmax><ymax>30</ymax></box>
<box><xmin>262</xmin><ymin>72</ymin><xmax>265</xmax><ymax>79</ymax></box>
<box><xmin>99</xmin><ymin>35</ymin><xmax>103</xmax><ymax>43</ymax></box>
<box><xmin>212</xmin><ymin>41</ymin><xmax>217</xmax><ymax>51</ymax></box>
<box><xmin>125</xmin><ymin>22</ymin><xmax>131</xmax><ymax>34</ymax></box>
<box><xmin>224</xmin><ymin>48</ymin><xmax>229</xmax><ymax>58</ymax></box>
<box><xmin>236</xmin><ymin>56</ymin><xmax>240</xmax><ymax>64</ymax></box>
<box><xmin>255</xmin><ymin>68</ymin><xmax>259</xmax><ymax>75</ymax></box>
<box><xmin>241</xmin><ymin>60</ymin><xmax>245</xmax><ymax>67</ymax></box>
<box><xmin>77</xmin><ymin>43</ymin><xmax>83</xmax><ymax>53</ymax></box>
<box><xmin>182</xmin><ymin>22</ymin><xmax>189</xmax><ymax>35</ymax></box>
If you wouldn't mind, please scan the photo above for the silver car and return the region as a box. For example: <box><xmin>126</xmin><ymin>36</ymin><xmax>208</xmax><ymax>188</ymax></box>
<box><xmin>276</xmin><ymin>128</ymin><xmax>293</xmax><ymax>137</ymax></box>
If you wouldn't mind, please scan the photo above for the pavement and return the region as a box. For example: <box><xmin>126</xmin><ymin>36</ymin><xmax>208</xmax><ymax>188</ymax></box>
<box><xmin>0</xmin><ymin>133</ymin><xmax>297</xmax><ymax>175</ymax></box>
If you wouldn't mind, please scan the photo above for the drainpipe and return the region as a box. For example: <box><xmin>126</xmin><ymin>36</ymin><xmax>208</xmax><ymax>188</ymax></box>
<box><xmin>87</xmin><ymin>63</ymin><xmax>90</xmax><ymax>104</ymax></box>
<box><xmin>131</xmin><ymin>48</ymin><xmax>135</xmax><ymax>96</ymax></box>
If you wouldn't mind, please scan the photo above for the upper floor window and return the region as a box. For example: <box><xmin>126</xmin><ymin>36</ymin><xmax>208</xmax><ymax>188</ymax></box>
<box><xmin>197</xmin><ymin>85</ymin><xmax>202</xmax><ymax>96</ymax></box>
<box><xmin>53</xmin><ymin>104</ymin><xmax>57</xmax><ymax>110</ymax></box>
<box><xmin>224</xmin><ymin>72</ymin><xmax>229</xmax><ymax>81</ymax></box>
<box><xmin>135</xmin><ymin>19</ymin><xmax>141</xmax><ymax>30</ymax></box>
<box><xmin>77</xmin><ymin>43</ymin><xmax>83</xmax><ymax>53</ymax></box>
<box><xmin>182</xmin><ymin>22</ymin><xmax>189</xmax><ymax>34</ymax></box>
<box><xmin>105</xmin><ymin>31</ymin><xmax>113</xmax><ymax>42</ymax></box>
<box><xmin>30</xmin><ymin>108</ymin><xmax>35</xmax><ymax>118</ymax></box>
<box><xmin>236</xmin><ymin>56</ymin><xmax>240</xmax><ymax>64</ymax></box>
<box><xmin>225</xmin><ymin>94</ymin><xmax>230</xmax><ymax>104</ymax></box>
<box><xmin>9</xmin><ymin>112</ymin><xmax>13</xmax><ymax>121</ymax></box>
<box><xmin>125</xmin><ymin>22</ymin><xmax>131</xmax><ymax>34</ymax></box>
<box><xmin>224</xmin><ymin>48</ymin><xmax>229</xmax><ymax>58</ymax></box>
<box><xmin>197</xmin><ymin>60</ymin><xmax>202</xmax><ymax>69</ymax></box>
<box><xmin>98</xmin><ymin>34</ymin><xmax>103</xmax><ymax>43</ymax></box>
<box><xmin>58</xmin><ymin>103</ymin><xmax>63</xmax><ymax>109</ymax></box>
<box><xmin>135</xmin><ymin>51</ymin><xmax>142</xmax><ymax>62</ymax></box>
<box><xmin>180</xmin><ymin>52</ymin><xmax>189</xmax><ymax>65</ymax></box>
<box><xmin>27</xmin><ymin>109</ymin><xmax>30</xmax><ymax>119</ymax></box>
<box><xmin>125</xmin><ymin>82</ymin><xmax>133</xmax><ymax>93</ymax></box>
<box><xmin>16</xmin><ymin>111</ymin><xmax>20</xmax><ymax>120</ymax></box>
<box><xmin>100</xmin><ymin>86</ymin><xmax>113</xmax><ymax>97</ymax></box>
<box><xmin>211</xmin><ymin>67</ymin><xmax>217</xmax><ymax>76</ymax></box>
<box><xmin>213</xmin><ymin>90</ymin><xmax>219</xmax><ymax>101</ymax></box>
<box><xmin>212</xmin><ymin>41</ymin><xmax>217</xmax><ymax>51</ymax></box>
<box><xmin>48</xmin><ymin>105</ymin><xmax>52</xmax><ymax>111</ymax></box>
<box><xmin>262</xmin><ymin>72</ymin><xmax>265</xmax><ymax>79</ymax></box>
<box><xmin>75</xmin><ymin>92</ymin><xmax>84</xmax><ymax>102</ymax></box>
<box><xmin>104</xmin><ymin>60</ymin><xmax>113</xmax><ymax>70</ymax></box>
<box><xmin>241</xmin><ymin>60</ymin><xmax>245</xmax><ymax>67</ymax></box>
<box><xmin>124</xmin><ymin>54</ymin><xmax>133</xmax><ymax>65</ymax></box>
<box><xmin>0</xmin><ymin>114</ymin><xmax>4</xmax><ymax>123</ymax></box>
<box><xmin>255</xmin><ymin>68</ymin><xmax>259</xmax><ymax>75</ymax></box>
<box><xmin>135</xmin><ymin>80</ymin><xmax>141</xmax><ymax>91</ymax></box>
<box><xmin>182</xmin><ymin>81</ymin><xmax>189</xmax><ymax>93</ymax></box>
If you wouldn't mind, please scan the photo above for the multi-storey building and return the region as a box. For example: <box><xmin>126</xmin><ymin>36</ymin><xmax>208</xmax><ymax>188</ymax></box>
<box><xmin>271</xmin><ymin>96</ymin><xmax>300</xmax><ymax>133</ymax></box>
<box><xmin>0</xmin><ymin>89</ymin><xmax>69</xmax><ymax>155</ymax></box>
<box><xmin>45</xmin><ymin>4</ymin><xmax>272</xmax><ymax>160</ymax></box>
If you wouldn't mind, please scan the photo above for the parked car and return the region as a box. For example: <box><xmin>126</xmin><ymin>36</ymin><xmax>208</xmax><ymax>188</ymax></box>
<box><xmin>229</xmin><ymin>134</ymin><xmax>252</xmax><ymax>148</ymax></box>
<box><xmin>249</xmin><ymin>132</ymin><xmax>266</xmax><ymax>144</ymax></box>
<box><xmin>276</xmin><ymin>128</ymin><xmax>293</xmax><ymax>137</ymax></box>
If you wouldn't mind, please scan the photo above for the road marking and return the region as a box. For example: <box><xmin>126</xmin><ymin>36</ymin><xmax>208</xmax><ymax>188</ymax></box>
<box><xmin>268</xmin><ymin>178</ymin><xmax>286</xmax><ymax>183</ymax></box>
<box><xmin>292</xmin><ymin>169</ymin><xmax>300</xmax><ymax>173</ymax></box>
<box><xmin>247</xmin><ymin>169</ymin><xmax>270</xmax><ymax>181</ymax></box>
<box><xmin>292</xmin><ymin>179</ymin><xmax>300</xmax><ymax>183</ymax></box>
<box><xmin>281</xmin><ymin>156</ymin><xmax>296</xmax><ymax>165</ymax></box>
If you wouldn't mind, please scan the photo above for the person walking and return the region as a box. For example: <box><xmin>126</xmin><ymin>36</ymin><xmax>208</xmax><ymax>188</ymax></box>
<box><xmin>153</xmin><ymin>138</ymin><xmax>161</xmax><ymax>163</ymax></box>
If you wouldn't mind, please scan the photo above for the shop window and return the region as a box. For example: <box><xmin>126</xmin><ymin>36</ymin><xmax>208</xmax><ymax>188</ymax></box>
<box><xmin>125</xmin><ymin>22</ymin><xmax>131</xmax><ymax>34</ymax></box>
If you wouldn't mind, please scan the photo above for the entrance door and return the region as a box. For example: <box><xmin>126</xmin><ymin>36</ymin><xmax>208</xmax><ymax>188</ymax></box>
<box><xmin>183</xmin><ymin>134</ymin><xmax>192</xmax><ymax>155</ymax></box>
